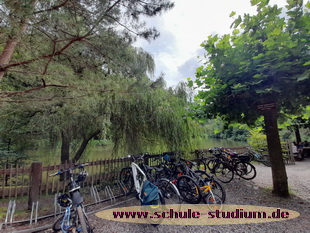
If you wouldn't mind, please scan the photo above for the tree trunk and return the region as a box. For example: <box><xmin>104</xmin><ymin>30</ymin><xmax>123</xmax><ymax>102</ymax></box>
<box><xmin>263</xmin><ymin>109</ymin><xmax>289</xmax><ymax>197</ymax></box>
<box><xmin>61</xmin><ymin>131</ymin><xmax>70</xmax><ymax>164</ymax></box>
<box><xmin>72</xmin><ymin>129</ymin><xmax>102</xmax><ymax>163</ymax></box>
<box><xmin>294</xmin><ymin>125</ymin><xmax>302</xmax><ymax>144</ymax></box>
<box><xmin>0</xmin><ymin>0</ymin><xmax>38</xmax><ymax>81</ymax></box>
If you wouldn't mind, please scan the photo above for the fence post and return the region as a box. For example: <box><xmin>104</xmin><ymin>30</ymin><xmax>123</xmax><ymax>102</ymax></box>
<box><xmin>28</xmin><ymin>162</ymin><xmax>43</xmax><ymax>210</ymax></box>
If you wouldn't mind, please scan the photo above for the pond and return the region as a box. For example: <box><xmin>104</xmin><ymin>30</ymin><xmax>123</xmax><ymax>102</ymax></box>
<box><xmin>26</xmin><ymin>138</ymin><xmax>248</xmax><ymax>165</ymax></box>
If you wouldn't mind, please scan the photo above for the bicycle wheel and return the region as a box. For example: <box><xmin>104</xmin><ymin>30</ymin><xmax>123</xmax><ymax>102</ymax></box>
<box><xmin>261</xmin><ymin>155</ymin><xmax>271</xmax><ymax>167</ymax></box>
<box><xmin>191</xmin><ymin>159</ymin><xmax>207</xmax><ymax>171</ymax></box>
<box><xmin>119</xmin><ymin>167</ymin><xmax>134</xmax><ymax>195</ymax></box>
<box><xmin>204</xmin><ymin>193</ymin><xmax>223</xmax><ymax>212</ymax></box>
<box><xmin>52</xmin><ymin>212</ymin><xmax>72</xmax><ymax>232</ymax></box>
<box><xmin>206</xmin><ymin>158</ymin><xmax>221</xmax><ymax>173</ymax></box>
<box><xmin>142</xmin><ymin>190</ymin><xmax>165</xmax><ymax>226</ymax></box>
<box><xmin>157</xmin><ymin>178</ymin><xmax>182</xmax><ymax>205</ymax></box>
<box><xmin>213</xmin><ymin>163</ymin><xmax>234</xmax><ymax>183</ymax></box>
<box><xmin>77</xmin><ymin>206</ymin><xmax>93</xmax><ymax>233</ymax></box>
<box><xmin>194</xmin><ymin>170</ymin><xmax>226</xmax><ymax>203</ymax></box>
<box><xmin>177</xmin><ymin>175</ymin><xmax>202</xmax><ymax>204</ymax></box>
<box><xmin>52</xmin><ymin>216</ymin><xmax>63</xmax><ymax>232</ymax></box>
<box><xmin>235</xmin><ymin>162</ymin><xmax>257</xmax><ymax>180</ymax></box>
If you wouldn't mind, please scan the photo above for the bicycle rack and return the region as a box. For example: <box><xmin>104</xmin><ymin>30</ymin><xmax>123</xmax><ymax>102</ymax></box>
<box><xmin>54</xmin><ymin>193</ymin><xmax>62</xmax><ymax>217</ymax></box>
<box><xmin>3</xmin><ymin>200</ymin><xmax>16</xmax><ymax>228</ymax></box>
<box><xmin>117</xmin><ymin>180</ymin><xmax>128</xmax><ymax>195</ymax></box>
<box><xmin>105</xmin><ymin>186</ymin><xmax>116</xmax><ymax>204</ymax></box>
<box><xmin>90</xmin><ymin>185</ymin><xmax>101</xmax><ymax>203</ymax></box>
<box><xmin>30</xmin><ymin>201</ymin><xmax>39</xmax><ymax>225</ymax></box>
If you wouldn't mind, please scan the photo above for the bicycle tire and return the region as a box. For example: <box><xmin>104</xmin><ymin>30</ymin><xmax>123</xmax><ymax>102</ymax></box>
<box><xmin>204</xmin><ymin>193</ymin><xmax>223</xmax><ymax>212</ymax></box>
<box><xmin>52</xmin><ymin>212</ymin><xmax>72</xmax><ymax>232</ymax></box>
<box><xmin>213</xmin><ymin>163</ymin><xmax>234</xmax><ymax>183</ymax></box>
<box><xmin>119</xmin><ymin>167</ymin><xmax>134</xmax><ymax>195</ymax></box>
<box><xmin>194</xmin><ymin>170</ymin><xmax>226</xmax><ymax>203</ymax></box>
<box><xmin>157</xmin><ymin>178</ymin><xmax>182</xmax><ymax>205</ymax></box>
<box><xmin>261</xmin><ymin>155</ymin><xmax>271</xmax><ymax>167</ymax></box>
<box><xmin>234</xmin><ymin>162</ymin><xmax>257</xmax><ymax>180</ymax></box>
<box><xmin>142</xmin><ymin>190</ymin><xmax>165</xmax><ymax>226</ymax></box>
<box><xmin>82</xmin><ymin>208</ymin><xmax>93</xmax><ymax>233</ymax></box>
<box><xmin>176</xmin><ymin>175</ymin><xmax>202</xmax><ymax>204</ymax></box>
<box><xmin>77</xmin><ymin>206</ymin><xmax>87</xmax><ymax>232</ymax></box>
<box><xmin>206</xmin><ymin>158</ymin><xmax>220</xmax><ymax>173</ymax></box>
<box><xmin>52</xmin><ymin>216</ymin><xmax>63</xmax><ymax>232</ymax></box>
<box><xmin>191</xmin><ymin>159</ymin><xmax>207</xmax><ymax>171</ymax></box>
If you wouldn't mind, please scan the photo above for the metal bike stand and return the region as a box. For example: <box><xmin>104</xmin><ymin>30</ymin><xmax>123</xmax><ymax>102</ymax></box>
<box><xmin>29</xmin><ymin>201</ymin><xmax>39</xmax><ymax>225</ymax></box>
<box><xmin>54</xmin><ymin>193</ymin><xmax>62</xmax><ymax>217</ymax></box>
<box><xmin>117</xmin><ymin>180</ymin><xmax>128</xmax><ymax>195</ymax></box>
<box><xmin>105</xmin><ymin>186</ymin><xmax>116</xmax><ymax>204</ymax></box>
<box><xmin>90</xmin><ymin>185</ymin><xmax>101</xmax><ymax>204</ymax></box>
<box><xmin>108</xmin><ymin>186</ymin><xmax>116</xmax><ymax>202</ymax></box>
<box><xmin>4</xmin><ymin>200</ymin><xmax>16</xmax><ymax>228</ymax></box>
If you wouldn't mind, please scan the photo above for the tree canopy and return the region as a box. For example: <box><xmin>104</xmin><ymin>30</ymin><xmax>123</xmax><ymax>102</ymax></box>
<box><xmin>191</xmin><ymin>0</ymin><xmax>309</xmax><ymax>124</ymax></box>
<box><xmin>0</xmin><ymin>0</ymin><xmax>174</xmax><ymax>81</ymax></box>
<box><xmin>190</xmin><ymin>0</ymin><xmax>309</xmax><ymax>197</ymax></box>
<box><xmin>0</xmin><ymin>0</ymin><xmax>202</xmax><ymax>163</ymax></box>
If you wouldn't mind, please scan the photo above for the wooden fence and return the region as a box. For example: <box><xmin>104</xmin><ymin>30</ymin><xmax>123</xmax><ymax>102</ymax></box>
<box><xmin>4</xmin><ymin>146</ymin><xmax>284</xmax><ymax>203</ymax></box>
<box><xmin>0</xmin><ymin>157</ymin><xmax>133</xmax><ymax>200</ymax></box>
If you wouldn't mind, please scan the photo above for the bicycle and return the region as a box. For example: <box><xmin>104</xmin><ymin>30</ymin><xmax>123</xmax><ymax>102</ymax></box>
<box><xmin>127</xmin><ymin>154</ymin><xmax>167</xmax><ymax>225</ymax></box>
<box><xmin>247</xmin><ymin>148</ymin><xmax>271</xmax><ymax>167</ymax></box>
<box><xmin>50</xmin><ymin>163</ymin><xmax>93</xmax><ymax>233</ymax></box>
<box><xmin>161</xmin><ymin>155</ymin><xmax>225</xmax><ymax>209</ymax></box>
<box><xmin>207</xmin><ymin>147</ymin><xmax>256</xmax><ymax>181</ymax></box>
<box><xmin>120</xmin><ymin>154</ymin><xmax>181</xmax><ymax>206</ymax></box>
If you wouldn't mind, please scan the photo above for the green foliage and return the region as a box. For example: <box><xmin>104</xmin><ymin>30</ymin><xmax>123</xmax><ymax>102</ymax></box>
<box><xmin>0</xmin><ymin>0</ymin><xmax>175</xmax><ymax>87</ymax></box>
<box><xmin>0</xmin><ymin>0</ymin><xmax>190</xmax><ymax>163</ymax></box>
<box><xmin>202</xmin><ymin>118</ymin><xmax>250</xmax><ymax>141</ymax></box>
<box><xmin>111</xmin><ymin>81</ymin><xmax>202</xmax><ymax>155</ymax></box>
<box><xmin>191</xmin><ymin>0</ymin><xmax>310</xmax><ymax>126</ymax></box>
<box><xmin>247</xmin><ymin>128</ymin><xmax>267</xmax><ymax>149</ymax></box>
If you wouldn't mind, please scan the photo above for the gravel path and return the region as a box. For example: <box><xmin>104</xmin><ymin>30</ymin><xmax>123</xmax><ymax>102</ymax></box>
<box><xmin>252</xmin><ymin>159</ymin><xmax>310</xmax><ymax>202</ymax></box>
<box><xmin>89</xmin><ymin>159</ymin><xmax>310</xmax><ymax>233</ymax></box>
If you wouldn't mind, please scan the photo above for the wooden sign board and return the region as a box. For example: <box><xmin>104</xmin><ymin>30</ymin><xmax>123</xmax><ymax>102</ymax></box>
<box><xmin>257</xmin><ymin>103</ymin><xmax>276</xmax><ymax>111</ymax></box>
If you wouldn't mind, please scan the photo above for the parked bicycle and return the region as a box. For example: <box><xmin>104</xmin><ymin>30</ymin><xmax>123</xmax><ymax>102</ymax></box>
<box><xmin>50</xmin><ymin>163</ymin><xmax>93</xmax><ymax>233</ymax></box>
<box><xmin>247</xmin><ymin>148</ymin><xmax>271</xmax><ymax>167</ymax></box>
<box><xmin>206</xmin><ymin>147</ymin><xmax>256</xmax><ymax>182</ymax></box>
<box><xmin>161</xmin><ymin>153</ymin><xmax>225</xmax><ymax>210</ymax></box>
<box><xmin>119</xmin><ymin>154</ymin><xmax>181</xmax><ymax>206</ymax></box>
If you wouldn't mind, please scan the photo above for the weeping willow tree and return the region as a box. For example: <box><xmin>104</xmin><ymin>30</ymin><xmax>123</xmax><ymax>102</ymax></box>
<box><xmin>0</xmin><ymin>41</ymin><xmax>200</xmax><ymax>163</ymax></box>
<box><xmin>0</xmin><ymin>0</ymin><xmax>202</xmax><ymax>163</ymax></box>
<box><xmin>111</xmin><ymin>79</ymin><xmax>201</xmax><ymax>155</ymax></box>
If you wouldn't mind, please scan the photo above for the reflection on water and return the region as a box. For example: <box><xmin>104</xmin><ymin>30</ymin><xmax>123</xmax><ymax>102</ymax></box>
<box><xmin>195</xmin><ymin>138</ymin><xmax>247</xmax><ymax>149</ymax></box>
<box><xmin>26</xmin><ymin>138</ymin><xmax>247</xmax><ymax>164</ymax></box>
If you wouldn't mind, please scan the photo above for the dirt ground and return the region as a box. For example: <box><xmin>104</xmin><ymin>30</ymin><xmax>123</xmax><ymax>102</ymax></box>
<box><xmin>89</xmin><ymin>159</ymin><xmax>310</xmax><ymax>233</ymax></box>
<box><xmin>252</xmin><ymin>158</ymin><xmax>310</xmax><ymax>202</ymax></box>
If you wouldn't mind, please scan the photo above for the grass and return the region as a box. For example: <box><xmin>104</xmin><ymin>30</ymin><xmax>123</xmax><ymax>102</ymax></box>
<box><xmin>0</xmin><ymin>207</ymin><xmax>7</xmax><ymax>220</ymax></box>
<box><xmin>260</xmin><ymin>185</ymin><xmax>297</xmax><ymax>196</ymax></box>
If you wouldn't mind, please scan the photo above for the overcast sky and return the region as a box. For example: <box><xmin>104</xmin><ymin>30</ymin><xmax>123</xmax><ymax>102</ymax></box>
<box><xmin>134</xmin><ymin>0</ymin><xmax>287</xmax><ymax>87</ymax></box>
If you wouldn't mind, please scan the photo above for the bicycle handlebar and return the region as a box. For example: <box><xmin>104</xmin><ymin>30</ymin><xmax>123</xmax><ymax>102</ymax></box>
<box><xmin>49</xmin><ymin>163</ymin><xmax>89</xmax><ymax>177</ymax></box>
<box><xmin>121</xmin><ymin>154</ymin><xmax>147</xmax><ymax>161</ymax></box>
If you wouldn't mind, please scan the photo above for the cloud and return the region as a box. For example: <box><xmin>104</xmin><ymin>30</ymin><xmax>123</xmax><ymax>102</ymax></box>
<box><xmin>134</xmin><ymin>0</ymin><xmax>288</xmax><ymax>87</ymax></box>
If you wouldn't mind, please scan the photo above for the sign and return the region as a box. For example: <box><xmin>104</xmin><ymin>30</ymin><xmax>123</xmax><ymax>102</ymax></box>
<box><xmin>257</xmin><ymin>103</ymin><xmax>276</xmax><ymax>111</ymax></box>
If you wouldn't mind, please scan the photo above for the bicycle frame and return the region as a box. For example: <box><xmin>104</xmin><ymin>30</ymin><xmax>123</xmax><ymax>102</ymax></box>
<box><xmin>61</xmin><ymin>206</ymin><xmax>71</xmax><ymax>232</ymax></box>
<box><xmin>131</xmin><ymin>161</ymin><xmax>147</xmax><ymax>201</ymax></box>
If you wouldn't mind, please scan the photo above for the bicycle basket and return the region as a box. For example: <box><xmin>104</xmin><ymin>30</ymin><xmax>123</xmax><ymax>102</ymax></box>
<box><xmin>57</xmin><ymin>194</ymin><xmax>72</xmax><ymax>207</ymax></box>
<box><xmin>76</xmin><ymin>171</ymin><xmax>88</xmax><ymax>183</ymax></box>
